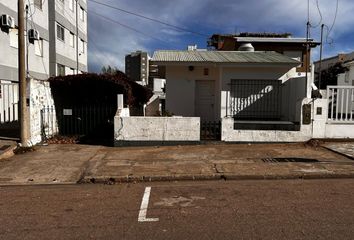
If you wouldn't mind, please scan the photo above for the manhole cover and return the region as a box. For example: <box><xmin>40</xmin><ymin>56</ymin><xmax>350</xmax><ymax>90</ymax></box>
<box><xmin>262</xmin><ymin>158</ymin><xmax>319</xmax><ymax>163</ymax></box>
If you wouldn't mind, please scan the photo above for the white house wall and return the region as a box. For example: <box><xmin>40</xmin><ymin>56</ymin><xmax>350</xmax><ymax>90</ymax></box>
<box><xmin>165</xmin><ymin>64</ymin><xmax>307</xmax><ymax>122</ymax></box>
<box><xmin>165</xmin><ymin>65</ymin><xmax>220</xmax><ymax>121</ymax></box>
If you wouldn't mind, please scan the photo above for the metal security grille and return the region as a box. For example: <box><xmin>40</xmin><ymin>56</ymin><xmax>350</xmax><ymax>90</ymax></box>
<box><xmin>0</xmin><ymin>82</ymin><xmax>19</xmax><ymax>124</ymax></box>
<box><xmin>56</xmin><ymin>103</ymin><xmax>116</xmax><ymax>136</ymax></box>
<box><xmin>201</xmin><ymin>121</ymin><xmax>221</xmax><ymax>140</ymax></box>
<box><xmin>228</xmin><ymin>79</ymin><xmax>282</xmax><ymax>120</ymax></box>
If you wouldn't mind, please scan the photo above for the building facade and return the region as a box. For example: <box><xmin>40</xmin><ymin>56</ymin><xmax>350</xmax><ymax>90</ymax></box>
<box><xmin>0</xmin><ymin>0</ymin><xmax>88</xmax><ymax>83</ymax></box>
<box><xmin>49</xmin><ymin>0</ymin><xmax>88</xmax><ymax>76</ymax></box>
<box><xmin>0</xmin><ymin>0</ymin><xmax>50</xmax><ymax>82</ymax></box>
<box><xmin>125</xmin><ymin>51</ymin><xmax>149</xmax><ymax>85</ymax></box>
<box><xmin>314</xmin><ymin>51</ymin><xmax>354</xmax><ymax>88</ymax></box>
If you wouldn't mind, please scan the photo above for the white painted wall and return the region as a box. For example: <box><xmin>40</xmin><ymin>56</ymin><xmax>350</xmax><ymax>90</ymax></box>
<box><xmin>29</xmin><ymin>79</ymin><xmax>58</xmax><ymax>145</ymax></box>
<box><xmin>325</xmin><ymin>124</ymin><xmax>354</xmax><ymax>138</ymax></box>
<box><xmin>165</xmin><ymin>65</ymin><xmax>220</xmax><ymax>120</ymax></box>
<box><xmin>221</xmin><ymin>98</ymin><xmax>313</xmax><ymax>142</ymax></box>
<box><xmin>165</xmin><ymin>64</ymin><xmax>306</xmax><ymax>123</ymax></box>
<box><xmin>114</xmin><ymin>116</ymin><xmax>200</xmax><ymax>144</ymax></box>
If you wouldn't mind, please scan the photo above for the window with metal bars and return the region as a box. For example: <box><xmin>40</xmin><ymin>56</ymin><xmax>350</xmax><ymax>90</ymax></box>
<box><xmin>228</xmin><ymin>79</ymin><xmax>282</xmax><ymax>120</ymax></box>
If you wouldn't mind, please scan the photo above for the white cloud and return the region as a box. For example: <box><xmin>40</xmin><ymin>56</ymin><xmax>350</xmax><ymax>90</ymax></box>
<box><xmin>88</xmin><ymin>0</ymin><xmax>354</xmax><ymax>71</ymax></box>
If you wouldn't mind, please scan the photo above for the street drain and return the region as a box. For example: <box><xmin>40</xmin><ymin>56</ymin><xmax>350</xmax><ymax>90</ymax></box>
<box><xmin>262</xmin><ymin>158</ymin><xmax>319</xmax><ymax>163</ymax></box>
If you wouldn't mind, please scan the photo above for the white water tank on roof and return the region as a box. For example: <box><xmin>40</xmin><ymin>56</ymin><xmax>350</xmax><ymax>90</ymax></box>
<box><xmin>238</xmin><ymin>43</ymin><xmax>255</xmax><ymax>52</ymax></box>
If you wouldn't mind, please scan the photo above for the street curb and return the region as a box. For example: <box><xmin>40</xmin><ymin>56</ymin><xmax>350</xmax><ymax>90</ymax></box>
<box><xmin>79</xmin><ymin>172</ymin><xmax>354</xmax><ymax>184</ymax></box>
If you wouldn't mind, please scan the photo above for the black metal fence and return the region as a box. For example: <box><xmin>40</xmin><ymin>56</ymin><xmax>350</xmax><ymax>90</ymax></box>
<box><xmin>228</xmin><ymin>79</ymin><xmax>282</xmax><ymax>120</ymax></box>
<box><xmin>201</xmin><ymin>121</ymin><xmax>221</xmax><ymax>140</ymax></box>
<box><xmin>56</xmin><ymin>103</ymin><xmax>117</xmax><ymax>136</ymax></box>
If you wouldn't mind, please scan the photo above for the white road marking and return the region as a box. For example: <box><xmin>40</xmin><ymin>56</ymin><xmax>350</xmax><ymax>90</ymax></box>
<box><xmin>138</xmin><ymin>187</ymin><xmax>159</xmax><ymax>222</ymax></box>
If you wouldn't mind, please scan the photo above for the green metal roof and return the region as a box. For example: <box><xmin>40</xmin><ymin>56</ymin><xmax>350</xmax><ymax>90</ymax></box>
<box><xmin>151</xmin><ymin>50</ymin><xmax>300</xmax><ymax>65</ymax></box>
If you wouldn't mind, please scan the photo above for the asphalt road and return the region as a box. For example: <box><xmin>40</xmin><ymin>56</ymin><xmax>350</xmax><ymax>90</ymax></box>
<box><xmin>1</xmin><ymin>179</ymin><xmax>354</xmax><ymax>240</ymax></box>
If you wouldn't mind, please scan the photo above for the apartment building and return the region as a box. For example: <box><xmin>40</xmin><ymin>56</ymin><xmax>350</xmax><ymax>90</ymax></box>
<box><xmin>125</xmin><ymin>51</ymin><xmax>149</xmax><ymax>85</ymax></box>
<box><xmin>0</xmin><ymin>0</ymin><xmax>50</xmax><ymax>82</ymax></box>
<box><xmin>49</xmin><ymin>0</ymin><xmax>88</xmax><ymax>76</ymax></box>
<box><xmin>0</xmin><ymin>0</ymin><xmax>88</xmax><ymax>83</ymax></box>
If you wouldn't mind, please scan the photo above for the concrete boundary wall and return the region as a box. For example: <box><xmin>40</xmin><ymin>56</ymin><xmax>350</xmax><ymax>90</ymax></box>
<box><xmin>325</xmin><ymin>124</ymin><xmax>354</xmax><ymax>139</ymax></box>
<box><xmin>313</xmin><ymin>97</ymin><xmax>354</xmax><ymax>139</ymax></box>
<box><xmin>114</xmin><ymin>116</ymin><xmax>200</xmax><ymax>146</ymax></box>
<box><xmin>222</xmin><ymin>98</ymin><xmax>313</xmax><ymax>142</ymax></box>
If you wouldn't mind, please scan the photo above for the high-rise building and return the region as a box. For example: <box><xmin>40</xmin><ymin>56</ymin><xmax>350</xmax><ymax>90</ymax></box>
<box><xmin>0</xmin><ymin>0</ymin><xmax>88</xmax><ymax>83</ymax></box>
<box><xmin>125</xmin><ymin>51</ymin><xmax>149</xmax><ymax>85</ymax></box>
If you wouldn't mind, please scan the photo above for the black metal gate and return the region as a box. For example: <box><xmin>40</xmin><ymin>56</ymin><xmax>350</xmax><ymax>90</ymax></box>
<box><xmin>229</xmin><ymin>79</ymin><xmax>282</xmax><ymax>120</ymax></box>
<box><xmin>201</xmin><ymin>121</ymin><xmax>221</xmax><ymax>140</ymax></box>
<box><xmin>56</xmin><ymin>103</ymin><xmax>117</xmax><ymax>137</ymax></box>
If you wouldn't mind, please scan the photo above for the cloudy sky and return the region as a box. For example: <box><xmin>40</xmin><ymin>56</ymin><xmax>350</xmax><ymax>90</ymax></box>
<box><xmin>87</xmin><ymin>0</ymin><xmax>354</xmax><ymax>73</ymax></box>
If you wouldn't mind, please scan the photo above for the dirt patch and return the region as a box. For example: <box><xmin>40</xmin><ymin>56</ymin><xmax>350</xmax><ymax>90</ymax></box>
<box><xmin>14</xmin><ymin>146</ymin><xmax>36</xmax><ymax>155</ymax></box>
<box><xmin>47</xmin><ymin>135</ymin><xmax>80</xmax><ymax>144</ymax></box>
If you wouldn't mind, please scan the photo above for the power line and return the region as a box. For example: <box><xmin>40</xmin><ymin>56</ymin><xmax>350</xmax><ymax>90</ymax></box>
<box><xmin>323</xmin><ymin>0</ymin><xmax>339</xmax><ymax>45</ymax></box>
<box><xmin>90</xmin><ymin>11</ymin><xmax>175</xmax><ymax>48</ymax></box>
<box><xmin>89</xmin><ymin>0</ymin><xmax>209</xmax><ymax>37</ymax></box>
<box><xmin>310</xmin><ymin>0</ymin><xmax>323</xmax><ymax>28</ymax></box>
<box><xmin>327</xmin><ymin>0</ymin><xmax>339</xmax><ymax>37</ymax></box>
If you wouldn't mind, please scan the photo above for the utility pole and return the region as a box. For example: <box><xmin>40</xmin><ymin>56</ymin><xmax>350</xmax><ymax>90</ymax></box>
<box><xmin>318</xmin><ymin>24</ymin><xmax>324</xmax><ymax>90</ymax></box>
<box><xmin>305</xmin><ymin>21</ymin><xmax>310</xmax><ymax>96</ymax></box>
<box><xmin>76</xmin><ymin>0</ymin><xmax>79</xmax><ymax>74</ymax></box>
<box><xmin>18</xmin><ymin>0</ymin><xmax>29</xmax><ymax>146</ymax></box>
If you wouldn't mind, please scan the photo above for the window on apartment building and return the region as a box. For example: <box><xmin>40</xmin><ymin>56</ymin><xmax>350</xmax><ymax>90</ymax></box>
<box><xmin>80</xmin><ymin>7</ymin><xmax>85</xmax><ymax>21</ymax></box>
<box><xmin>69</xmin><ymin>32</ymin><xmax>75</xmax><ymax>47</ymax></box>
<box><xmin>80</xmin><ymin>39</ymin><xmax>85</xmax><ymax>53</ymax></box>
<box><xmin>57</xmin><ymin>64</ymin><xmax>66</xmax><ymax>76</ymax></box>
<box><xmin>69</xmin><ymin>0</ymin><xmax>74</xmax><ymax>11</ymax></box>
<box><xmin>35</xmin><ymin>39</ymin><xmax>43</xmax><ymax>57</ymax></box>
<box><xmin>345</xmin><ymin>72</ymin><xmax>349</xmax><ymax>83</ymax></box>
<box><xmin>57</xmin><ymin>24</ymin><xmax>65</xmax><ymax>41</ymax></box>
<box><xmin>9</xmin><ymin>29</ymin><xmax>18</xmax><ymax>48</ymax></box>
<box><xmin>34</xmin><ymin>0</ymin><xmax>42</xmax><ymax>10</ymax></box>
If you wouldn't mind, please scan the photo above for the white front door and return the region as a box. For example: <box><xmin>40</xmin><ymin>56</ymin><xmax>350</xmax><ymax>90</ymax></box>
<box><xmin>195</xmin><ymin>80</ymin><xmax>215</xmax><ymax>121</ymax></box>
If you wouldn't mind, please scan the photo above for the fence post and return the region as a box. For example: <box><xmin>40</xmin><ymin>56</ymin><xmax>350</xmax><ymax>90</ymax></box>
<box><xmin>117</xmin><ymin>94</ymin><xmax>124</xmax><ymax>110</ymax></box>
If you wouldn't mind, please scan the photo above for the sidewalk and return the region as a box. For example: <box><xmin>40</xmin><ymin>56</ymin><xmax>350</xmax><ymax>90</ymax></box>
<box><xmin>0</xmin><ymin>142</ymin><xmax>354</xmax><ymax>185</ymax></box>
<box><xmin>0</xmin><ymin>140</ymin><xmax>17</xmax><ymax>160</ymax></box>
